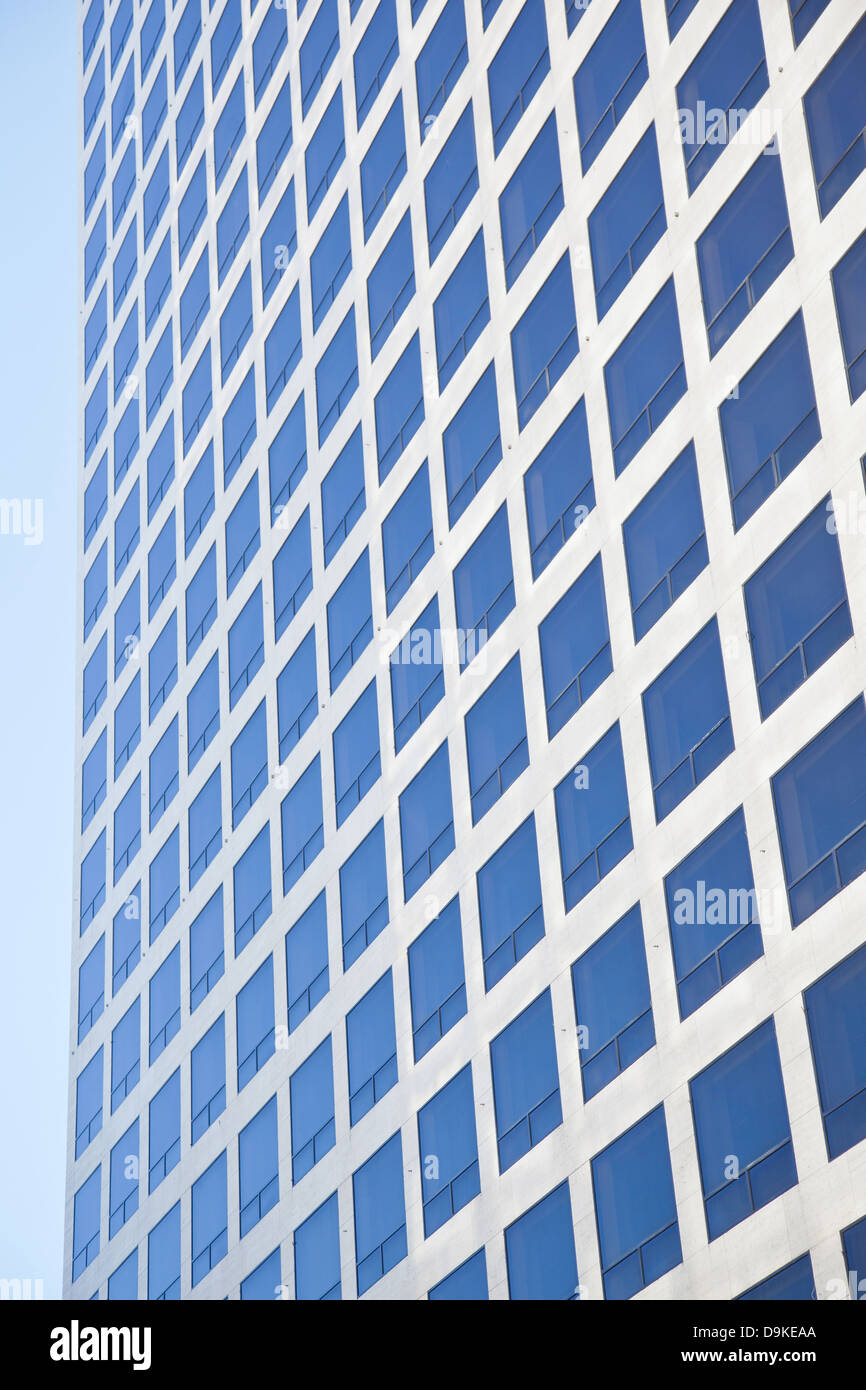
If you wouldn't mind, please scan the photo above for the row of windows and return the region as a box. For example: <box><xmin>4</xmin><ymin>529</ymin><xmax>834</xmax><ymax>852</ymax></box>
<box><xmin>83</xmin><ymin>0</ymin><xmax>866</xmax><ymax>464</ymax></box>
<box><xmin>78</xmin><ymin>430</ymin><xmax>864</xmax><ymax>1005</ymax></box>
<box><xmin>73</xmin><ymin>933</ymin><xmax>866</xmax><ymax>1296</ymax></box>
<box><xmin>83</xmin><ymin>193</ymin><xmax>866</xmax><ymax>704</ymax></box>
<box><xmin>85</xmin><ymin>0</ymin><xmax>866</xmax><ymax>245</ymax></box>
<box><xmin>75</xmin><ymin>0</ymin><xmax>866</xmax><ymax>1301</ymax></box>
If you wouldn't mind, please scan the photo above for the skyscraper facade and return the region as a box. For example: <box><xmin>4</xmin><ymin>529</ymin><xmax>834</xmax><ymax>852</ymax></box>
<box><xmin>68</xmin><ymin>0</ymin><xmax>866</xmax><ymax>1301</ymax></box>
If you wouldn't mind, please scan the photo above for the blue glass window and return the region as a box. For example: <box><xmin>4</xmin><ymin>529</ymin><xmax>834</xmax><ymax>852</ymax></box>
<box><xmin>148</xmin><ymin>1068</ymin><xmax>180</xmax><ymax>1192</ymax></box>
<box><xmin>524</xmin><ymin>398</ymin><xmax>594</xmax><ymax>580</ymax></box>
<box><xmin>189</xmin><ymin>886</ymin><xmax>224</xmax><ymax>1011</ymax></box>
<box><xmin>280</xmin><ymin>755</ymin><xmax>324</xmax><ymax>894</ymax></box>
<box><xmin>374</xmin><ymin>331</ymin><xmax>424</xmax><ymax>481</ymax></box>
<box><xmin>149</xmin><ymin>826</ymin><xmax>180</xmax><ymax>943</ymax></box>
<box><xmin>226</xmin><ymin>706</ymin><xmax>268</xmax><ymax>822</ymax></box>
<box><xmin>429</xmin><ymin>1249</ymin><xmax>488</xmax><ymax>1300</ymax></box>
<box><xmin>367</xmin><ymin>210</ymin><xmax>414</xmax><ymax>359</ymax></box>
<box><xmin>399</xmin><ymin>741</ymin><xmax>455</xmax><ymax>900</ymax></box>
<box><xmin>191</xmin><ymin>1150</ymin><xmax>228</xmax><ymax>1287</ymax></box>
<box><xmin>832</xmin><ymin>228</ymin><xmax>866</xmax><ymax>403</ymax></box>
<box><xmin>295</xmin><ymin>1192</ymin><xmax>341</xmax><ymax>1300</ymax></box>
<box><xmin>322</xmin><ymin>425</ymin><xmax>364</xmax><ymax>564</ymax></box>
<box><xmin>236</xmin><ymin>954</ymin><xmax>275</xmax><ymax>1089</ymax></box>
<box><xmin>273</xmin><ymin>507</ymin><xmax>313</xmax><ymax>641</ymax></box>
<box><xmin>477</xmin><ymin>814</ymin><xmax>543</xmax><ymax>992</ymax></box>
<box><xmin>511</xmin><ymin>253</ymin><xmax>578</xmax><ymax>430</ymax></box>
<box><xmin>737</xmin><ymin>1253</ymin><xmax>816</xmax><ymax>1301</ymax></box>
<box><xmin>746</xmin><ymin>498</ymin><xmax>851</xmax><ymax>720</ymax></box>
<box><xmin>573</xmin><ymin>904</ymin><xmax>653</xmax><ymax>1100</ymax></box>
<box><xmin>346</xmin><ymin>970</ymin><xmax>398</xmax><ymax>1125</ymax></box>
<box><xmin>697</xmin><ymin>151</ymin><xmax>792</xmax><ymax>357</ymax></box>
<box><xmin>109</xmin><ymin>1118</ymin><xmax>139</xmax><ymax>1237</ymax></box>
<box><xmin>574</xmin><ymin>0</ymin><xmax>647</xmax><ymax>172</ymax></box>
<box><xmin>112</xmin><ymin>883</ymin><xmax>141</xmax><ymax>996</ymax></box>
<box><xmin>333</xmin><ymin>681</ymin><xmax>381</xmax><ymax>825</ymax></box>
<box><xmin>277</xmin><ymin>627</ymin><xmax>317</xmax><ymax>762</ymax></box>
<box><xmin>185</xmin><ymin>544</ymin><xmax>217</xmax><ymax>662</ymax></box>
<box><xmin>182</xmin><ymin>342</ymin><xmax>213</xmax><ymax>456</ymax></box>
<box><xmin>691</xmin><ymin>1018</ymin><xmax>796</xmax><ymax>1241</ymax></box>
<box><xmin>113</xmin><ymin>774</ymin><xmax>142</xmax><ymax>883</ymax></box>
<box><xmin>500</xmin><ymin>115</ymin><xmax>563</xmax><ymax>291</ymax></box>
<box><xmin>184</xmin><ymin>442</ymin><xmax>215</xmax><ymax>556</ymax></box>
<box><xmin>506</xmin><ymin>1182</ymin><xmax>578</xmax><ymax>1301</ymax></box>
<box><xmin>676</xmin><ymin>0</ymin><xmax>769</xmax><ymax>194</ymax></box>
<box><xmin>217</xmin><ymin>169</ymin><xmax>250</xmax><ymax>287</ymax></box>
<box><xmin>188</xmin><ymin>764</ymin><xmax>221</xmax><ymax>887</ymax></box>
<box><xmin>285</xmin><ymin>891</ymin><xmax>329</xmax><ymax>1032</ymax></box>
<box><xmin>241</xmin><ymin>1249</ymin><xmax>281</xmax><ymax>1301</ymax></box>
<box><xmin>315</xmin><ymin>308</ymin><xmax>358</xmax><ymax>445</ymax></box>
<box><xmin>416</xmin><ymin>0</ymin><xmax>467</xmax><ymax>138</ymax></box>
<box><xmin>229</xmin><ymin>584</ymin><xmax>264</xmax><ymax>707</ymax></box>
<box><xmin>327</xmin><ymin>548</ymin><xmax>372</xmax><ymax>691</ymax></box>
<box><xmin>442</xmin><ymin>362</ymin><xmax>500</xmax><ymax>527</ymax></box>
<box><xmin>149</xmin><ymin>716</ymin><xmax>179</xmax><ymax>829</ymax></box>
<box><xmin>306</xmin><ymin>85</ymin><xmax>345</xmax><ymax>222</ymax></box>
<box><xmin>589</xmin><ymin>124</ymin><xmax>665</xmax><ymax>320</ymax></box>
<box><xmin>418</xmin><ymin>1063</ymin><xmax>479</xmax><ymax>1237</ymax></box>
<box><xmin>291</xmin><ymin>1036</ymin><xmax>336</xmax><ymax>1181</ymax></box>
<box><xmin>78</xmin><ymin>934</ymin><xmax>105</xmax><ymax>1043</ymax></box>
<box><xmin>360</xmin><ymin>94</ymin><xmax>405</xmax><ymax>240</ymax></box>
<box><xmin>300</xmin><ymin>0</ymin><xmax>339</xmax><ymax>116</ymax></box>
<box><xmin>233</xmin><ymin>824</ymin><xmax>272</xmax><ymax>956</ymax></box>
<box><xmin>592</xmin><ymin>1105</ymin><xmax>682</xmax><ymax>1299</ymax></box>
<box><xmin>239</xmin><ymin>1096</ymin><xmax>279</xmax><ymax>1234</ymax></box>
<box><xmin>253</xmin><ymin>0</ymin><xmax>288</xmax><ymax>105</ymax></box>
<box><xmin>72</xmin><ymin>1167</ymin><xmax>101</xmax><ymax>1282</ymax></box>
<box><xmin>269</xmin><ymin>391</ymin><xmax>307</xmax><ymax>522</ymax></box>
<box><xmin>804</xmin><ymin>942</ymin><xmax>866</xmax><ymax>1161</ymax></box>
<box><xmin>311</xmin><ymin>195</ymin><xmax>352</xmax><ymax>332</ymax></box>
<box><xmin>453</xmin><ymin>504</ymin><xmax>513</xmax><ymax>669</ymax></box>
<box><xmin>623</xmin><ymin>442</ymin><xmax>707</xmax><ymax>642</ymax></box>
<box><xmin>465</xmin><ymin>653</ymin><xmax>529</xmax><ymax>823</ymax></box>
<box><xmin>178</xmin><ymin>156</ymin><xmax>206</xmax><ymax>266</ymax></box>
<box><xmin>434</xmin><ymin>232</ymin><xmax>489</xmax><ymax>391</ymax></box>
<box><xmin>390</xmin><ymin>594</ymin><xmax>445</xmax><ymax>754</ymax></box>
<box><xmin>490</xmin><ymin>988</ymin><xmax>561</xmax><ymax>1172</ymax></box>
<box><xmin>721</xmin><ymin>311</ymin><xmax>820</xmax><ymax>530</ymax></box>
<box><xmin>804</xmin><ymin>15</ymin><xmax>866</xmax><ymax>219</ymax></box>
<box><xmin>382</xmin><ymin>461</ymin><xmax>433</xmax><ymax>614</ymax></box>
<box><xmin>81</xmin><ymin>831</ymin><xmax>106</xmax><ymax>933</ymax></box>
<box><xmin>643</xmin><ymin>618</ymin><xmax>733</xmax><ymax>822</ymax></box>
<box><xmin>487</xmin><ymin>0</ymin><xmax>549</xmax><ymax>157</ymax></box>
<box><xmin>148</xmin><ymin>943</ymin><xmax>180</xmax><ymax>1064</ymax></box>
<box><xmin>353</xmin><ymin>1132</ymin><xmax>407</xmax><ymax>1294</ymax></box>
<box><xmin>225</xmin><ymin>470</ymin><xmax>260</xmax><ymax>595</ymax></box>
<box><xmin>354</xmin><ymin>0</ymin><xmax>398</xmax><ymax>130</ymax></box>
<box><xmin>554</xmin><ymin>721</ymin><xmax>633</xmax><ymax>911</ymax></box>
<box><xmin>256</xmin><ymin>73</ymin><xmax>292</xmax><ymax>203</ymax></box>
<box><xmin>108</xmin><ymin>1249</ymin><xmax>138</xmax><ymax>1300</ymax></box>
<box><xmin>539</xmin><ymin>554</ymin><xmax>611</xmax><ymax>739</ymax></box>
<box><xmin>191</xmin><ymin>1014</ymin><xmax>226</xmax><ymax>1142</ymax></box>
<box><xmin>111</xmin><ymin>996</ymin><xmax>140</xmax><ymax>1112</ymax></box>
<box><xmin>147</xmin><ymin>1202</ymin><xmax>180</xmax><ymax>1299</ymax></box>
<box><xmin>772</xmin><ymin>698</ymin><xmax>866</xmax><ymax>927</ymax></box>
<box><xmin>604</xmin><ymin>277</ymin><xmax>685</xmax><ymax>476</ymax></box>
<box><xmin>665</xmin><ymin>807</ymin><xmax>763</xmax><ymax>1019</ymax></box>
<box><xmin>76</xmin><ymin>1049</ymin><xmax>103</xmax><ymax>1159</ymax></box>
<box><xmin>261</xmin><ymin>178</ymin><xmax>296</xmax><ymax>307</ymax></box>
<box><xmin>340</xmin><ymin>818</ymin><xmax>388</xmax><ymax>970</ymax></box>
<box><xmin>409</xmin><ymin>895</ymin><xmax>466</xmax><ymax>1061</ymax></box>
<box><xmin>424</xmin><ymin>100</ymin><xmax>478</xmax><ymax>263</ymax></box>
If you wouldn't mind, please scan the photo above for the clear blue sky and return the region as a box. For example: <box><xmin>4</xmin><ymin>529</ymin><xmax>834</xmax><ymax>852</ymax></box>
<box><xmin>0</xmin><ymin>0</ymin><xmax>77</xmax><ymax>1297</ymax></box>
